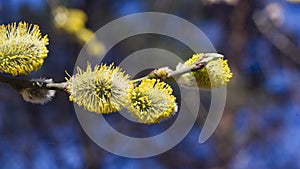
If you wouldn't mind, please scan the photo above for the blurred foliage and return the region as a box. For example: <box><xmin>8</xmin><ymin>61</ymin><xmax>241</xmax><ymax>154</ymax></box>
<box><xmin>52</xmin><ymin>5</ymin><xmax>105</xmax><ymax>56</ymax></box>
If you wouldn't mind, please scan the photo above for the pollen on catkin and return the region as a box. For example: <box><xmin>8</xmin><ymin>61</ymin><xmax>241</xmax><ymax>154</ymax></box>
<box><xmin>66</xmin><ymin>63</ymin><xmax>133</xmax><ymax>114</ymax></box>
<box><xmin>0</xmin><ymin>22</ymin><xmax>49</xmax><ymax>76</ymax></box>
<box><xmin>178</xmin><ymin>53</ymin><xmax>233</xmax><ymax>88</ymax></box>
<box><xmin>128</xmin><ymin>79</ymin><xmax>177</xmax><ymax>124</ymax></box>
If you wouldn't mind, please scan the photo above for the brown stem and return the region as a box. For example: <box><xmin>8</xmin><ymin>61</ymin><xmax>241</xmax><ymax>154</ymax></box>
<box><xmin>132</xmin><ymin>53</ymin><xmax>222</xmax><ymax>83</ymax></box>
<box><xmin>0</xmin><ymin>74</ymin><xmax>68</xmax><ymax>93</ymax></box>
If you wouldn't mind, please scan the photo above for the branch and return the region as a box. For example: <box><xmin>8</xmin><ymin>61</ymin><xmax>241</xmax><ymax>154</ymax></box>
<box><xmin>132</xmin><ymin>53</ymin><xmax>223</xmax><ymax>83</ymax></box>
<box><xmin>0</xmin><ymin>53</ymin><xmax>223</xmax><ymax>95</ymax></box>
<box><xmin>0</xmin><ymin>74</ymin><xmax>68</xmax><ymax>93</ymax></box>
<box><xmin>253</xmin><ymin>10</ymin><xmax>300</xmax><ymax>64</ymax></box>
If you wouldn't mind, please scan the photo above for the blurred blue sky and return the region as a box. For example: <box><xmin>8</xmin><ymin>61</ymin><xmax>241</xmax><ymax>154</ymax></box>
<box><xmin>0</xmin><ymin>0</ymin><xmax>300</xmax><ymax>169</ymax></box>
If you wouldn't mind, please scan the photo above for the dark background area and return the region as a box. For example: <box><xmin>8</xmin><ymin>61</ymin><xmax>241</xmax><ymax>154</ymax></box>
<box><xmin>0</xmin><ymin>0</ymin><xmax>300</xmax><ymax>168</ymax></box>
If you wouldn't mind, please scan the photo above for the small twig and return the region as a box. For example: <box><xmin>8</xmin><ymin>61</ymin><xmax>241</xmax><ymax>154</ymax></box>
<box><xmin>0</xmin><ymin>74</ymin><xmax>68</xmax><ymax>93</ymax></box>
<box><xmin>46</xmin><ymin>82</ymin><xmax>67</xmax><ymax>91</ymax></box>
<box><xmin>131</xmin><ymin>65</ymin><xmax>196</xmax><ymax>84</ymax></box>
<box><xmin>131</xmin><ymin>53</ymin><xmax>223</xmax><ymax>83</ymax></box>
<box><xmin>131</xmin><ymin>76</ymin><xmax>149</xmax><ymax>83</ymax></box>
<box><xmin>168</xmin><ymin>63</ymin><xmax>205</xmax><ymax>77</ymax></box>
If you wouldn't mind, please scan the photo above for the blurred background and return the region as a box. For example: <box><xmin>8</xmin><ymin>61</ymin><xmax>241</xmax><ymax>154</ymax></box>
<box><xmin>1</xmin><ymin>0</ymin><xmax>300</xmax><ymax>168</ymax></box>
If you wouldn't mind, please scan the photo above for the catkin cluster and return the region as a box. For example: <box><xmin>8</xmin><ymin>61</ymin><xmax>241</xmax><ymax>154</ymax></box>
<box><xmin>66</xmin><ymin>55</ymin><xmax>232</xmax><ymax>124</ymax></box>
<box><xmin>66</xmin><ymin>63</ymin><xmax>178</xmax><ymax>124</ymax></box>
<box><xmin>0</xmin><ymin>22</ymin><xmax>233</xmax><ymax>124</ymax></box>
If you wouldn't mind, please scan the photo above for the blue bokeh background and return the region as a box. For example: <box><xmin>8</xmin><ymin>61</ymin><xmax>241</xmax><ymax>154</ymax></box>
<box><xmin>0</xmin><ymin>0</ymin><xmax>300</xmax><ymax>168</ymax></box>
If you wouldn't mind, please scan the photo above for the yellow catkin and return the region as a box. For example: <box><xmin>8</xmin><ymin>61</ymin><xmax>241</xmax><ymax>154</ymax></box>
<box><xmin>0</xmin><ymin>22</ymin><xmax>49</xmax><ymax>76</ymax></box>
<box><xmin>179</xmin><ymin>53</ymin><xmax>233</xmax><ymax>88</ymax></box>
<box><xmin>66</xmin><ymin>63</ymin><xmax>133</xmax><ymax>114</ymax></box>
<box><xmin>53</xmin><ymin>6</ymin><xmax>87</xmax><ymax>34</ymax></box>
<box><xmin>128</xmin><ymin>79</ymin><xmax>177</xmax><ymax>124</ymax></box>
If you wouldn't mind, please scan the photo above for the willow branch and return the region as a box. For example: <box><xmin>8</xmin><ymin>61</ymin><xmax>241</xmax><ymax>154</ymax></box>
<box><xmin>131</xmin><ymin>65</ymin><xmax>198</xmax><ymax>83</ymax></box>
<box><xmin>167</xmin><ymin>63</ymin><xmax>205</xmax><ymax>77</ymax></box>
<box><xmin>0</xmin><ymin>74</ymin><xmax>68</xmax><ymax>93</ymax></box>
<box><xmin>0</xmin><ymin>53</ymin><xmax>223</xmax><ymax>94</ymax></box>
<box><xmin>132</xmin><ymin>53</ymin><xmax>223</xmax><ymax>83</ymax></box>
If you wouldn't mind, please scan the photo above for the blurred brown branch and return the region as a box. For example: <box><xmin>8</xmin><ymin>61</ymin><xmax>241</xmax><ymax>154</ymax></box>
<box><xmin>253</xmin><ymin>8</ymin><xmax>300</xmax><ymax>64</ymax></box>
